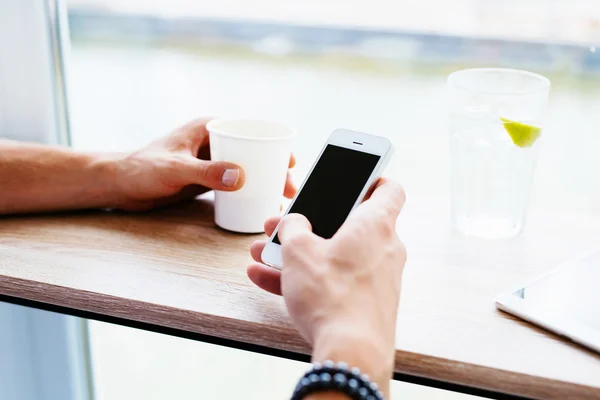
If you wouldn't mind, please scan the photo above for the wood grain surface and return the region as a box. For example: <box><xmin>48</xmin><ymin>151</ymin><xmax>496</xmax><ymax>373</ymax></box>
<box><xmin>1</xmin><ymin>196</ymin><xmax>599</xmax><ymax>399</ymax></box>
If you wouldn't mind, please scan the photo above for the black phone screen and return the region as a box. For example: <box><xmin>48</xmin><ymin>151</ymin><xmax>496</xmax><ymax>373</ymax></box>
<box><xmin>274</xmin><ymin>144</ymin><xmax>380</xmax><ymax>242</ymax></box>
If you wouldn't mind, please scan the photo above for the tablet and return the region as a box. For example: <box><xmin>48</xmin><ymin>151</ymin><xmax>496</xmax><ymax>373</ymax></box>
<box><xmin>496</xmin><ymin>251</ymin><xmax>600</xmax><ymax>354</ymax></box>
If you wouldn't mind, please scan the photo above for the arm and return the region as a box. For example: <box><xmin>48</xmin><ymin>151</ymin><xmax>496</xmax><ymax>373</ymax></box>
<box><xmin>0</xmin><ymin>119</ymin><xmax>296</xmax><ymax>215</ymax></box>
<box><xmin>0</xmin><ymin>140</ymin><xmax>120</xmax><ymax>214</ymax></box>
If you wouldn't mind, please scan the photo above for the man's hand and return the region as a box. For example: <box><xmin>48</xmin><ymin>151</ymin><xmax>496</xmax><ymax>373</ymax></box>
<box><xmin>111</xmin><ymin>119</ymin><xmax>296</xmax><ymax>211</ymax></box>
<box><xmin>247</xmin><ymin>178</ymin><xmax>406</xmax><ymax>398</ymax></box>
<box><xmin>0</xmin><ymin>118</ymin><xmax>296</xmax><ymax>214</ymax></box>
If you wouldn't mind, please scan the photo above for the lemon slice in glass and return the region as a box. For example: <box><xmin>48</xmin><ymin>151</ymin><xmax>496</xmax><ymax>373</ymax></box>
<box><xmin>501</xmin><ymin>117</ymin><xmax>541</xmax><ymax>148</ymax></box>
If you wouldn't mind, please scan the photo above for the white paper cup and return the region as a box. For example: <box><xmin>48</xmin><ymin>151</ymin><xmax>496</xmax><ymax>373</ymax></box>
<box><xmin>206</xmin><ymin>119</ymin><xmax>295</xmax><ymax>233</ymax></box>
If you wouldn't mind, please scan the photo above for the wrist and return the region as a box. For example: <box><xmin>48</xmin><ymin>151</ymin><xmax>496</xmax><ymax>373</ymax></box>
<box><xmin>312</xmin><ymin>323</ymin><xmax>394</xmax><ymax>398</ymax></box>
<box><xmin>86</xmin><ymin>153</ymin><xmax>125</xmax><ymax>209</ymax></box>
<box><xmin>305</xmin><ymin>394</ymin><xmax>351</xmax><ymax>400</ymax></box>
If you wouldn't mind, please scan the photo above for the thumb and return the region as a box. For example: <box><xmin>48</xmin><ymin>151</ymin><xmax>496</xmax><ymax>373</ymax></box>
<box><xmin>277</xmin><ymin>214</ymin><xmax>313</xmax><ymax>244</ymax></box>
<box><xmin>184</xmin><ymin>159</ymin><xmax>245</xmax><ymax>191</ymax></box>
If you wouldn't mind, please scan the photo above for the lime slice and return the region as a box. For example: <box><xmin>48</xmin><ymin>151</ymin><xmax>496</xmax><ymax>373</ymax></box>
<box><xmin>501</xmin><ymin>117</ymin><xmax>541</xmax><ymax>148</ymax></box>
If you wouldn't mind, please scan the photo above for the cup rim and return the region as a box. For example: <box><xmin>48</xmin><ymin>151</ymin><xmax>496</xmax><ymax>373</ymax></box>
<box><xmin>448</xmin><ymin>68</ymin><xmax>551</xmax><ymax>96</ymax></box>
<box><xmin>206</xmin><ymin>118</ymin><xmax>296</xmax><ymax>141</ymax></box>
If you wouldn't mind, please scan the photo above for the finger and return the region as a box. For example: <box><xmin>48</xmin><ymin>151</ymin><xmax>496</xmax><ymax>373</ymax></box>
<box><xmin>187</xmin><ymin>119</ymin><xmax>212</xmax><ymax>154</ymax></box>
<box><xmin>283</xmin><ymin>172</ymin><xmax>297</xmax><ymax>199</ymax></box>
<box><xmin>158</xmin><ymin>186</ymin><xmax>207</xmax><ymax>205</ymax></box>
<box><xmin>265</xmin><ymin>216</ymin><xmax>282</xmax><ymax>237</ymax></box>
<box><xmin>356</xmin><ymin>178</ymin><xmax>406</xmax><ymax>221</ymax></box>
<box><xmin>250</xmin><ymin>220</ymin><xmax>283</xmax><ymax>263</ymax></box>
<box><xmin>247</xmin><ymin>263</ymin><xmax>282</xmax><ymax>295</ymax></box>
<box><xmin>336</xmin><ymin>178</ymin><xmax>405</xmax><ymax>241</ymax></box>
<box><xmin>184</xmin><ymin>159</ymin><xmax>246</xmax><ymax>191</ymax></box>
<box><xmin>250</xmin><ymin>240</ymin><xmax>267</xmax><ymax>263</ymax></box>
<box><xmin>278</xmin><ymin>213</ymin><xmax>312</xmax><ymax>244</ymax></box>
<box><xmin>176</xmin><ymin>184</ymin><xmax>210</xmax><ymax>199</ymax></box>
<box><xmin>288</xmin><ymin>154</ymin><xmax>296</xmax><ymax>168</ymax></box>
<box><xmin>132</xmin><ymin>185</ymin><xmax>207</xmax><ymax>211</ymax></box>
<box><xmin>168</xmin><ymin>118</ymin><xmax>212</xmax><ymax>154</ymax></box>
<box><xmin>197</xmin><ymin>143</ymin><xmax>211</xmax><ymax>160</ymax></box>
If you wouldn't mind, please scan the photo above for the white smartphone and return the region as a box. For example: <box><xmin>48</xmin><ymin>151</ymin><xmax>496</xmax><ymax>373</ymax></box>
<box><xmin>261</xmin><ymin>128</ymin><xmax>394</xmax><ymax>269</ymax></box>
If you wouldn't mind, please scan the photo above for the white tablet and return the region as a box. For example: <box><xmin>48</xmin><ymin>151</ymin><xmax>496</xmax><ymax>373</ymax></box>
<box><xmin>496</xmin><ymin>251</ymin><xmax>600</xmax><ymax>354</ymax></box>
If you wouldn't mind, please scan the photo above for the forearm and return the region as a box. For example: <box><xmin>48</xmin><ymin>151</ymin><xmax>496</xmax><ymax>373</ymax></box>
<box><xmin>307</xmin><ymin>323</ymin><xmax>394</xmax><ymax>400</ymax></box>
<box><xmin>0</xmin><ymin>140</ymin><xmax>121</xmax><ymax>215</ymax></box>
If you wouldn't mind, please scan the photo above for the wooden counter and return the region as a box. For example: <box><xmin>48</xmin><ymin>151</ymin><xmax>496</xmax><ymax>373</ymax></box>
<box><xmin>1</xmin><ymin>198</ymin><xmax>599</xmax><ymax>399</ymax></box>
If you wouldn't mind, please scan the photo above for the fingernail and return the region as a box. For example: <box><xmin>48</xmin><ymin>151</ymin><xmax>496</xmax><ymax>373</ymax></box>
<box><xmin>221</xmin><ymin>169</ymin><xmax>240</xmax><ymax>187</ymax></box>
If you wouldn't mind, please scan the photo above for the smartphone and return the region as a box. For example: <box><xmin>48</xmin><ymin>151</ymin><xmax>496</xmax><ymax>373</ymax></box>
<box><xmin>261</xmin><ymin>128</ymin><xmax>394</xmax><ymax>269</ymax></box>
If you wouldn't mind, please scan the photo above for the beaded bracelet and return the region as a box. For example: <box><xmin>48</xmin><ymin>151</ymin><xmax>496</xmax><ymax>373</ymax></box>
<box><xmin>291</xmin><ymin>360</ymin><xmax>385</xmax><ymax>400</ymax></box>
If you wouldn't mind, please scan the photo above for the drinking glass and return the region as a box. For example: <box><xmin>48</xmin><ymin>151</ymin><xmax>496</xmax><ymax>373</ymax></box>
<box><xmin>448</xmin><ymin>68</ymin><xmax>550</xmax><ymax>239</ymax></box>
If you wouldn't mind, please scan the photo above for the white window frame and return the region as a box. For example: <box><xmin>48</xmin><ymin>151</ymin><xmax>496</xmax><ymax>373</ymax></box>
<box><xmin>0</xmin><ymin>0</ymin><xmax>71</xmax><ymax>145</ymax></box>
<box><xmin>0</xmin><ymin>2</ymin><xmax>91</xmax><ymax>400</ymax></box>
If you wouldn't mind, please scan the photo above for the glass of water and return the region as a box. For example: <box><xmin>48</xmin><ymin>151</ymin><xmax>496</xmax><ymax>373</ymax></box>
<box><xmin>448</xmin><ymin>68</ymin><xmax>550</xmax><ymax>239</ymax></box>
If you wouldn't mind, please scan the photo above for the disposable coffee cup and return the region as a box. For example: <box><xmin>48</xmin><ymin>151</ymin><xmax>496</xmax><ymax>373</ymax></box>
<box><xmin>206</xmin><ymin>119</ymin><xmax>295</xmax><ymax>233</ymax></box>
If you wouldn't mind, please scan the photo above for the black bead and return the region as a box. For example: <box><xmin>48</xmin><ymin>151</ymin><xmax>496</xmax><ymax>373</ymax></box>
<box><xmin>309</xmin><ymin>373</ymin><xmax>320</xmax><ymax>384</ymax></box>
<box><xmin>294</xmin><ymin>361</ymin><xmax>383</xmax><ymax>400</ymax></box>
<box><xmin>337</xmin><ymin>361</ymin><xmax>349</xmax><ymax>371</ymax></box>
<box><xmin>347</xmin><ymin>378</ymin><xmax>359</xmax><ymax>394</ymax></box>
<box><xmin>333</xmin><ymin>372</ymin><xmax>347</xmax><ymax>388</ymax></box>
<box><xmin>369</xmin><ymin>381</ymin><xmax>379</xmax><ymax>392</ymax></box>
<box><xmin>294</xmin><ymin>383</ymin><xmax>309</xmax><ymax>399</ymax></box>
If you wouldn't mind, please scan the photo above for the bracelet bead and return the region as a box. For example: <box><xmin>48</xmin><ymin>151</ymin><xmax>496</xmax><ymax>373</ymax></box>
<box><xmin>291</xmin><ymin>360</ymin><xmax>385</xmax><ymax>400</ymax></box>
<box><xmin>333</xmin><ymin>372</ymin><xmax>347</xmax><ymax>388</ymax></box>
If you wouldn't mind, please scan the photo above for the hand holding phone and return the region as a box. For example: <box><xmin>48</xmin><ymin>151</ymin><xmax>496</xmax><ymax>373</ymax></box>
<box><xmin>261</xmin><ymin>128</ymin><xmax>394</xmax><ymax>269</ymax></box>
<box><xmin>247</xmin><ymin>178</ymin><xmax>407</xmax><ymax>399</ymax></box>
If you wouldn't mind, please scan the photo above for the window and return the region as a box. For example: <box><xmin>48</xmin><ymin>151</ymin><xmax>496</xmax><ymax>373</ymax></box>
<box><xmin>65</xmin><ymin>0</ymin><xmax>600</xmax><ymax>212</ymax></box>
<box><xmin>62</xmin><ymin>1</ymin><xmax>600</xmax><ymax>398</ymax></box>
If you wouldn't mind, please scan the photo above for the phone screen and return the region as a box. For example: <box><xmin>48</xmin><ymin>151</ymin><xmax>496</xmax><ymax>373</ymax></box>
<box><xmin>274</xmin><ymin>144</ymin><xmax>380</xmax><ymax>242</ymax></box>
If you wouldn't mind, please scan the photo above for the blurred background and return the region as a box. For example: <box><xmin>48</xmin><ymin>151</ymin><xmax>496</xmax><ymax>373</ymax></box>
<box><xmin>32</xmin><ymin>1</ymin><xmax>600</xmax><ymax>398</ymax></box>
<box><xmin>66</xmin><ymin>0</ymin><xmax>600</xmax><ymax>213</ymax></box>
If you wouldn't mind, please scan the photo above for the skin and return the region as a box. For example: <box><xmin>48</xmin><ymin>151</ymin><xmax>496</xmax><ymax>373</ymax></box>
<box><xmin>248</xmin><ymin>178</ymin><xmax>407</xmax><ymax>399</ymax></box>
<box><xmin>0</xmin><ymin>119</ymin><xmax>296</xmax><ymax>215</ymax></box>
